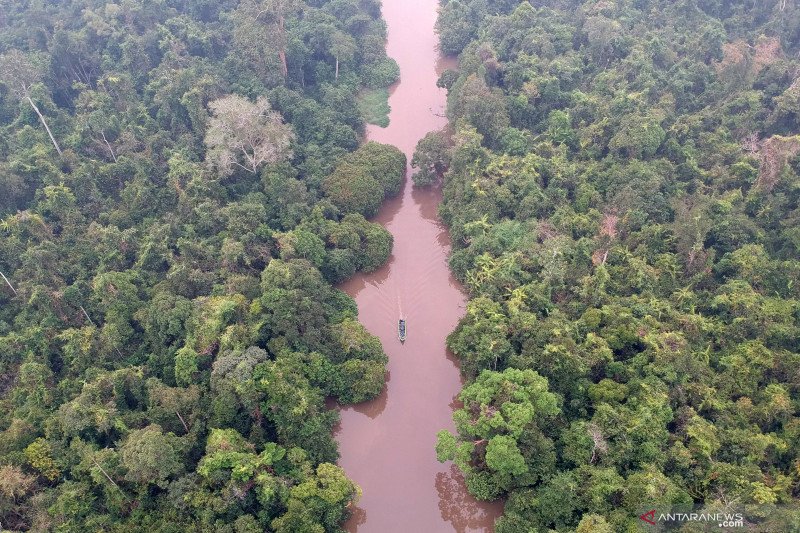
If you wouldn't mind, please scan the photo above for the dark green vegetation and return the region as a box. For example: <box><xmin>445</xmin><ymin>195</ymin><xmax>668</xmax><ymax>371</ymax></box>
<box><xmin>430</xmin><ymin>1</ymin><xmax>800</xmax><ymax>531</ymax></box>
<box><xmin>411</xmin><ymin>130</ymin><xmax>451</xmax><ymax>187</ymax></box>
<box><xmin>322</xmin><ymin>141</ymin><xmax>406</xmax><ymax>217</ymax></box>
<box><xmin>0</xmin><ymin>0</ymin><xmax>401</xmax><ymax>531</ymax></box>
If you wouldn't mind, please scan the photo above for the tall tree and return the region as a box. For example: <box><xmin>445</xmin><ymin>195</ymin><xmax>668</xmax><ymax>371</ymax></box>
<box><xmin>330</xmin><ymin>31</ymin><xmax>357</xmax><ymax>80</ymax></box>
<box><xmin>0</xmin><ymin>50</ymin><xmax>62</xmax><ymax>155</ymax></box>
<box><xmin>256</xmin><ymin>0</ymin><xmax>304</xmax><ymax>78</ymax></box>
<box><xmin>204</xmin><ymin>95</ymin><xmax>294</xmax><ymax>176</ymax></box>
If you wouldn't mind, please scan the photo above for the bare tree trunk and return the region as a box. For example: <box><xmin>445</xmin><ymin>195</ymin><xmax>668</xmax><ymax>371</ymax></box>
<box><xmin>279</xmin><ymin>16</ymin><xmax>288</xmax><ymax>77</ymax></box>
<box><xmin>81</xmin><ymin>304</ymin><xmax>125</xmax><ymax>358</ymax></box>
<box><xmin>335</xmin><ymin>57</ymin><xmax>339</xmax><ymax>80</ymax></box>
<box><xmin>279</xmin><ymin>49</ymin><xmax>288</xmax><ymax>78</ymax></box>
<box><xmin>92</xmin><ymin>458</ymin><xmax>128</xmax><ymax>499</ymax></box>
<box><xmin>26</xmin><ymin>96</ymin><xmax>62</xmax><ymax>156</ymax></box>
<box><xmin>175</xmin><ymin>410</ymin><xmax>189</xmax><ymax>433</ymax></box>
<box><xmin>80</xmin><ymin>305</ymin><xmax>95</xmax><ymax>326</ymax></box>
<box><xmin>100</xmin><ymin>131</ymin><xmax>117</xmax><ymax>162</ymax></box>
<box><xmin>0</xmin><ymin>270</ymin><xmax>17</xmax><ymax>295</ymax></box>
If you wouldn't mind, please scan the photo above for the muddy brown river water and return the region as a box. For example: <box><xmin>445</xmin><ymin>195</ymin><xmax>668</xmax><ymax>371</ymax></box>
<box><xmin>334</xmin><ymin>0</ymin><xmax>504</xmax><ymax>531</ymax></box>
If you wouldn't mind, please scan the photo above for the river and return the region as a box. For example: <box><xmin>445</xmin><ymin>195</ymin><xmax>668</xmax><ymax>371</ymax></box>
<box><xmin>334</xmin><ymin>0</ymin><xmax>504</xmax><ymax>531</ymax></box>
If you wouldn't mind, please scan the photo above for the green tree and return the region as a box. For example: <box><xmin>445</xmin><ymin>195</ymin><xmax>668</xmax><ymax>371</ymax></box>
<box><xmin>436</xmin><ymin>1</ymin><xmax>475</xmax><ymax>55</ymax></box>
<box><xmin>449</xmin><ymin>74</ymin><xmax>510</xmax><ymax>145</ymax></box>
<box><xmin>120</xmin><ymin>425</ymin><xmax>185</xmax><ymax>489</ymax></box>
<box><xmin>344</xmin><ymin>141</ymin><xmax>407</xmax><ymax>197</ymax></box>
<box><xmin>330</xmin><ymin>31</ymin><xmax>357</xmax><ymax>80</ymax></box>
<box><xmin>271</xmin><ymin>463</ymin><xmax>360</xmax><ymax>533</ymax></box>
<box><xmin>437</xmin><ymin>368</ymin><xmax>560</xmax><ymax>498</ymax></box>
<box><xmin>608</xmin><ymin>113</ymin><xmax>666</xmax><ymax>159</ymax></box>
<box><xmin>412</xmin><ymin>130</ymin><xmax>451</xmax><ymax>186</ymax></box>
<box><xmin>447</xmin><ymin>297</ymin><xmax>513</xmax><ymax>378</ymax></box>
<box><xmin>322</xmin><ymin>161</ymin><xmax>385</xmax><ymax>217</ymax></box>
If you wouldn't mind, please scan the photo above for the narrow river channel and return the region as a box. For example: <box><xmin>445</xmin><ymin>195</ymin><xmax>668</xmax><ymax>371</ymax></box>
<box><xmin>334</xmin><ymin>0</ymin><xmax>505</xmax><ymax>531</ymax></box>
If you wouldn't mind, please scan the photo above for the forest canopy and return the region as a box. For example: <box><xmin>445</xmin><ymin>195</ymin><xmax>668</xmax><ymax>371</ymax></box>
<box><xmin>429</xmin><ymin>0</ymin><xmax>800</xmax><ymax>531</ymax></box>
<box><xmin>0</xmin><ymin>0</ymin><xmax>402</xmax><ymax>530</ymax></box>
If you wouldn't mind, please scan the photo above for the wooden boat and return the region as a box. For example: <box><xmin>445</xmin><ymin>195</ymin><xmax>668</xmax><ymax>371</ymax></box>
<box><xmin>398</xmin><ymin>319</ymin><xmax>407</xmax><ymax>342</ymax></box>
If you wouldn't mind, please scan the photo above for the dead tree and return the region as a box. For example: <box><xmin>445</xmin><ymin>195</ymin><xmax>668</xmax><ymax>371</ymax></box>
<box><xmin>0</xmin><ymin>50</ymin><xmax>63</xmax><ymax>156</ymax></box>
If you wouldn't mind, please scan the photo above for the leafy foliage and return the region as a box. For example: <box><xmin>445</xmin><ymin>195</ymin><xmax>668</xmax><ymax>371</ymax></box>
<box><xmin>322</xmin><ymin>141</ymin><xmax>406</xmax><ymax>216</ymax></box>
<box><xmin>411</xmin><ymin>130</ymin><xmax>451</xmax><ymax>187</ymax></box>
<box><xmin>0</xmin><ymin>0</ymin><xmax>400</xmax><ymax>530</ymax></box>
<box><xmin>435</xmin><ymin>0</ymin><xmax>800</xmax><ymax>530</ymax></box>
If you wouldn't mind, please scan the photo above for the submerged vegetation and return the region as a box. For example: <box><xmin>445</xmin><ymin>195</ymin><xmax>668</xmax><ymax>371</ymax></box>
<box><xmin>0</xmin><ymin>0</ymin><xmax>402</xmax><ymax>530</ymax></box>
<box><xmin>429</xmin><ymin>0</ymin><xmax>800</xmax><ymax>531</ymax></box>
<box><xmin>357</xmin><ymin>88</ymin><xmax>391</xmax><ymax>127</ymax></box>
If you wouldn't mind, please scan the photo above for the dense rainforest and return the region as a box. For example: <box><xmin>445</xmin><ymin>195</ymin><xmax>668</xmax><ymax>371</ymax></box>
<box><xmin>0</xmin><ymin>0</ymin><xmax>407</xmax><ymax>531</ymax></box>
<box><xmin>426</xmin><ymin>0</ymin><xmax>800</xmax><ymax>531</ymax></box>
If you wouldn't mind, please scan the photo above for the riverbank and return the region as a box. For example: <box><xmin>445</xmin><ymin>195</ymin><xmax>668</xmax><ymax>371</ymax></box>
<box><xmin>333</xmin><ymin>0</ymin><xmax>504</xmax><ymax>531</ymax></box>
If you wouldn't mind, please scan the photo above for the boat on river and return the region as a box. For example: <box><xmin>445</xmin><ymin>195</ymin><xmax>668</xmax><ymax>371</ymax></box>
<box><xmin>398</xmin><ymin>319</ymin><xmax>407</xmax><ymax>342</ymax></box>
